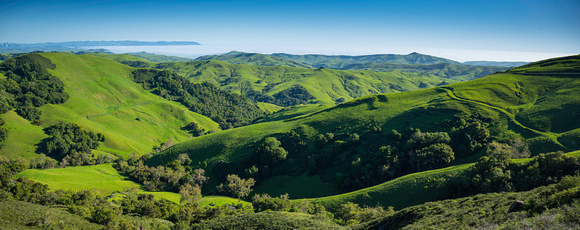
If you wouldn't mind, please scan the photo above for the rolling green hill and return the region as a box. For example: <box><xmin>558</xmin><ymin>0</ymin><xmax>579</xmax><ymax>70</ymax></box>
<box><xmin>0</xmin><ymin>52</ymin><xmax>219</xmax><ymax>159</ymax></box>
<box><xmin>155</xmin><ymin>60</ymin><xmax>461</xmax><ymax>105</ymax></box>
<box><xmin>148</xmin><ymin>55</ymin><xmax>580</xmax><ymax>207</ymax></box>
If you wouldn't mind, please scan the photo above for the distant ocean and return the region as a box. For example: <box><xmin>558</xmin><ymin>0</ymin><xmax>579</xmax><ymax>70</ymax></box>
<box><xmin>83</xmin><ymin>44</ymin><xmax>576</xmax><ymax>62</ymax></box>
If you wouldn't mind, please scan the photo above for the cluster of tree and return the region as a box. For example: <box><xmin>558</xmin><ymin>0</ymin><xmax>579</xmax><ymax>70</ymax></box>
<box><xmin>438</xmin><ymin>145</ymin><xmax>580</xmax><ymax>199</ymax></box>
<box><xmin>184</xmin><ymin>121</ymin><xmax>205</xmax><ymax>137</ymax></box>
<box><xmin>0</xmin><ymin>54</ymin><xmax>69</xmax><ymax>124</ymax></box>
<box><xmin>42</xmin><ymin>122</ymin><xmax>105</xmax><ymax>161</ymax></box>
<box><xmin>114</xmin><ymin>153</ymin><xmax>208</xmax><ymax>193</ymax></box>
<box><xmin>332</xmin><ymin>128</ymin><xmax>456</xmax><ymax>191</ymax></box>
<box><xmin>244</xmin><ymin>85</ymin><xmax>316</xmax><ymax>107</ymax></box>
<box><xmin>132</xmin><ymin>68</ymin><xmax>265</xmax><ymax>129</ymax></box>
<box><xmin>216</xmin><ymin>174</ymin><xmax>255</xmax><ymax>199</ymax></box>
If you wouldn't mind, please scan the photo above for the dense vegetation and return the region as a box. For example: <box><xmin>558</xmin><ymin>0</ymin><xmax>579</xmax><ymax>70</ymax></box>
<box><xmin>132</xmin><ymin>68</ymin><xmax>265</xmax><ymax>129</ymax></box>
<box><xmin>0</xmin><ymin>53</ymin><xmax>69</xmax><ymax>124</ymax></box>
<box><xmin>245</xmin><ymin>84</ymin><xmax>316</xmax><ymax>106</ymax></box>
<box><xmin>42</xmin><ymin>122</ymin><xmax>106</xmax><ymax>164</ymax></box>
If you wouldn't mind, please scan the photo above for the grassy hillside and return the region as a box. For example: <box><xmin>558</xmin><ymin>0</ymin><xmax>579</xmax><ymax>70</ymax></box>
<box><xmin>0</xmin><ymin>53</ymin><xmax>219</xmax><ymax>159</ymax></box>
<box><xmin>362</xmin><ymin>174</ymin><xmax>580</xmax><ymax>229</ymax></box>
<box><xmin>149</xmin><ymin>55</ymin><xmax>580</xmax><ymax>205</ymax></box>
<box><xmin>15</xmin><ymin>164</ymin><xmax>138</xmax><ymax>195</ymax></box>
<box><xmin>508</xmin><ymin>54</ymin><xmax>580</xmax><ymax>73</ymax></box>
<box><xmin>0</xmin><ymin>111</ymin><xmax>48</xmax><ymax>159</ymax></box>
<box><xmin>195</xmin><ymin>51</ymin><xmax>313</xmax><ymax>68</ymax></box>
<box><xmin>155</xmin><ymin>60</ymin><xmax>457</xmax><ymax>105</ymax></box>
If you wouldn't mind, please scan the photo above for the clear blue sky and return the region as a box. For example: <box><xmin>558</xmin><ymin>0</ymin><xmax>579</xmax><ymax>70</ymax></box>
<box><xmin>1</xmin><ymin>0</ymin><xmax>578</xmax><ymax>60</ymax></box>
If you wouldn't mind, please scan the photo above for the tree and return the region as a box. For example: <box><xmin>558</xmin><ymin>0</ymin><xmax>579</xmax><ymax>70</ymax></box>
<box><xmin>254</xmin><ymin>137</ymin><xmax>287</xmax><ymax>166</ymax></box>
<box><xmin>179</xmin><ymin>183</ymin><xmax>202</xmax><ymax>204</ymax></box>
<box><xmin>216</xmin><ymin>174</ymin><xmax>255</xmax><ymax>199</ymax></box>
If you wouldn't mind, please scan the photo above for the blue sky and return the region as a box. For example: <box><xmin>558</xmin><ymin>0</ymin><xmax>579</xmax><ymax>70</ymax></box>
<box><xmin>0</xmin><ymin>0</ymin><xmax>578</xmax><ymax>61</ymax></box>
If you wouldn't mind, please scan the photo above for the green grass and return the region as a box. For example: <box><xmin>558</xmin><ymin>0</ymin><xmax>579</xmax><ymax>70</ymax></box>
<box><xmin>508</xmin><ymin>54</ymin><xmax>580</xmax><ymax>73</ymax></box>
<box><xmin>256</xmin><ymin>102</ymin><xmax>283</xmax><ymax>114</ymax></box>
<box><xmin>15</xmin><ymin>164</ymin><xmax>139</xmax><ymax>195</ymax></box>
<box><xmin>1</xmin><ymin>52</ymin><xmax>219</xmax><ymax>159</ymax></box>
<box><xmin>0</xmin><ymin>111</ymin><xmax>48</xmax><ymax>159</ymax></box>
<box><xmin>0</xmin><ymin>200</ymin><xmax>103</xmax><ymax>229</ymax></box>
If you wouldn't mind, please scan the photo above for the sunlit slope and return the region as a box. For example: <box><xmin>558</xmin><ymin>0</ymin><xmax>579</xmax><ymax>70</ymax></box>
<box><xmin>0</xmin><ymin>111</ymin><xmax>48</xmax><ymax>159</ymax></box>
<box><xmin>156</xmin><ymin>60</ymin><xmax>454</xmax><ymax>105</ymax></box>
<box><xmin>149</xmin><ymin>55</ymin><xmax>580</xmax><ymax>196</ymax></box>
<box><xmin>2</xmin><ymin>53</ymin><xmax>219</xmax><ymax>158</ymax></box>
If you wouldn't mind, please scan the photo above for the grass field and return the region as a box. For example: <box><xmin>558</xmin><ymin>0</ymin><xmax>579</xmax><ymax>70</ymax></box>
<box><xmin>0</xmin><ymin>111</ymin><xmax>48</xmax><ymax>159</ymax></box>
<box><xmin>15</xmin><ymin>164</ymin><xmax>139</xmax><ymax>195</ymax></box>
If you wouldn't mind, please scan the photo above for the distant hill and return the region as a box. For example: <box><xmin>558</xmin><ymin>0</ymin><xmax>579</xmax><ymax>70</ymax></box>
<box><xmin>271</xmin><ymin>52</ymin><xmax>461</xmax><ymax>67</ymax></box>
<box><xmin>154</xmin><ymin>60</ymin><xmax>461</xmax><ymax>105</ymax></box>
<box><xmin>0</xmin><ymin>40</ymin><xmax>200</xmax><ymax>53</ymax></box>
<box><xmin>195</xmin><ymin>51</ymin><xmax>313</xmax><ymax>68</ymax></box>
<box><xmin>463</xmin><ymin>61</ymin><xmax>529</xmax><ymax>67</ymax></box>
<box><xmin>126</xmin><ymin>52</ymin><xmax>193</xmax><ymax>62</ymax></box>
<box><xmin>194</xmin><ymin>51</ymin><xmax>507</xmax><ymax>81</ymax></box>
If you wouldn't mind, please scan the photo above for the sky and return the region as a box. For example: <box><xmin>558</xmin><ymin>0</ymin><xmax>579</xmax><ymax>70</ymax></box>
<box><xmin>1</xmin><ymin>0</ymin><xmax>579</xmax><ymax>61</ymax></box>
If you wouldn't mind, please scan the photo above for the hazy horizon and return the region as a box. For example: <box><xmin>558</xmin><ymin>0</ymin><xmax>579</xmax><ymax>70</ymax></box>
<box><xmin>1</xmin><ymin>0</ymin><xmax>578</xmax><ymax>62</ymax></box>
<box><xmin>81</xmin><ymin>44</ymin><xmax>575</xmax><ymax>62</ymax></box>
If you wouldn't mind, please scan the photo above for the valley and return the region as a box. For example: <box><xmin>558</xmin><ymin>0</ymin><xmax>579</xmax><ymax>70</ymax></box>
<box><xmin>0</xmin><ymin>52</ymin><xmax>578</xmax><ymax>229</ymax></box>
